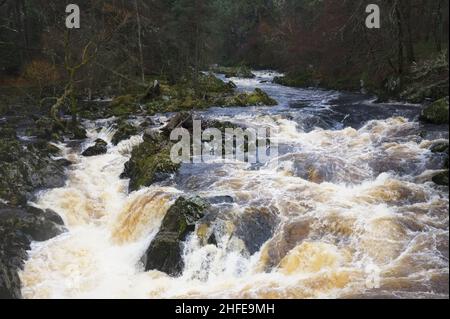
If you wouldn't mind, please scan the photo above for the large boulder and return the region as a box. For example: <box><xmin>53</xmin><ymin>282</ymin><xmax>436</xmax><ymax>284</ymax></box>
<box><xmin>0</xmin><ymin>204</ymin><xmax>65</xmax><ymax>299</ymax></box>
<box><xmin>233</xmin><ymin>206</ymin><xmax>280</xmax><ymax>255</ymax></box>
<box><xmin>420</xmin><ymin>97</ymin><xmax>449</xmax><ymax>125</ymax></box>
<box><xmin>0</xmin><ymin>138</ymin><xmax>68</xmax><ymax>206</ymax></box>
<box><xmin>142</xmin><ymin>197</ymin><xmax>209</xmax><ymax>276</ymax></box>
<box><xmin>121</xmin><ymin>131</ymin><xmax>179</xmax><ymax>192</ymax></box>
<box><xmin>81</xmin><ymin>139</ymin><xmax>108</xmax><ymax>157</ymax></box>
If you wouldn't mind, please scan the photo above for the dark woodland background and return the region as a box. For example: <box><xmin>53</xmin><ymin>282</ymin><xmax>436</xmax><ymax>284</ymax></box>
<box><xmin>0</xmin><ymin>0</ymin><xmax>448</xmax><ymax>101</ymax></box>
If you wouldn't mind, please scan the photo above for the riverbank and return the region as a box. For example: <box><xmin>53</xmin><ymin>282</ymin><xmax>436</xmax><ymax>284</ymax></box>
<box><xmin>273</xmin><ymin>52</ymin><xmax>449</xmax><ymax>108</ymax></box>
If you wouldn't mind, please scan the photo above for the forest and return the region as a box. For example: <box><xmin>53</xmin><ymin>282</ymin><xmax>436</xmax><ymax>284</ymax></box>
<box><xmin>0</xmin><ymin>0</ymin><xmax>449</xmax><ymax>300</ymax></box>
<box><xmin>1</xmin><ymin>0</ymin><xmax>448</xmax><ymax>104</ymax></box>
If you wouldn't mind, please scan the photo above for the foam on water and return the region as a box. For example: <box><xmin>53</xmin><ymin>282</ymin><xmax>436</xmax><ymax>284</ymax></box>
<box><xmin>20</xmin><ymin>71</ymin><xmax>449</xmax><ymax>299</ymax></box>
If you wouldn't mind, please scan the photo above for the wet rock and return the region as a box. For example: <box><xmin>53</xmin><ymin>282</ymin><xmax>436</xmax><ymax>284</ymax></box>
<box><xmin>0</xmin><ymin>138</ymin><xmax>67</xmax><ymax>206</ymax></box>
<box><xmin>139</xmin><ymin>117</ymin><xmax>156</xmax><ymax>129</ymax></box>
<box><xmin>121</xmin><ymin>132</ymin><xmax>179</xmax><ymax>192</ymax></box>
<box><xmin>111</xmin><ymin>122</ymin><xmax>139</xmax><ymax>145</ymax></box>
<box><xmin>199</xmin><ymin>73</ymin><xmax>236</xmax><ymax>93</ymax></box>
<box><xmin>433</xmin><ymin>171</ymin><xmax>449</xmax><ymax>186</ymax></box>
<box><xmin>0</xmin><ymin>204</ymin><xmax>65</xmax><ymax>299</ymax></box>
<box><xmin>143</xmin><ymin>197</ymin><xmax>209</xmax><ymax>276</ymax></box>
<box><xmin>430</xmin><ymin>141</ymin><xmax>449</xmax><ymax>154</ymax></box>
<box><xmin>82</xmin><ymin>139</ymin><xmax>108</xmax><ymax>157</ymax></box>
<box><xmin>210</xmin><ymin>66</ymin><xmax>255</xmax><ymax>79</ymax></box>
<box><xmin>31</xmin><ymin>117</ymin><xmax>87</xmax><ymax>141</ymax></box>
<box><xmin>261</xmin><ymin>218</ymin><xmax>312</xmax><ymax>270</ymax></box>
<box><xmin>289</xmin><ymin>100</ymin><xmax>312</xmax><ymax>109</ymax></box>
<box><xmin>161</xmin><ymin>112</ymin><xmax>193</xmax><ymax>136</ymax></box>
<box><xmin>196</xmin><ymin>222</ymin><xmax>219</xmax><ymax>247</ymax></box>
<box><xmin>205</xmin><ymin>196</ymin><xmax>234</xmax><ymax>205</ymax></box>
<box><xmin>143</xmin><ymin>128</ymin><xmax>162</xmax><ymax>142</ymax></box>
<box><xmin>420</xmin><ymin>97</ymin><xmax>449</xmax><ymax>125</ymax></box>
<box><xmin>234</xmin><ymin>206</ymin><xmax>280</xmax><ymax>255</ymax></box>
<box><xmin>222</xmin><ymin>88</ymin><xmax>278</xmax><ymax>107</ymax></box>
<box><xmin>109</xmin><ymin>95</ymin><xmax>140</xmax><ymax>117</ymax></box>
<box><xmin>273</xmin><ymin>71</ymin><xmax>316</xmax><ymax>88</ymax></box>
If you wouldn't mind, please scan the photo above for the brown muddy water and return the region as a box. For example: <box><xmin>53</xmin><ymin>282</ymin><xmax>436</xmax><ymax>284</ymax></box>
<box><xmin>19</xmin><ymin>71</ymin><xmax>449</xmax><ymax>299</ymax></box>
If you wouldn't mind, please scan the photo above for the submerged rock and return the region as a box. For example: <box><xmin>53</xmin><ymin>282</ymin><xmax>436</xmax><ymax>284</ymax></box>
<box><xmin>81</xmin><ymin>139</ymin><xmax>108</xmax><ymax>157</ymax></box>
<box><xmin>420</xmin><ymin>97</ymin><xmax>449</xmax><ymax>125</ymax></box>
<box><xmin>142</xmin><ymin>197</ymin><xmax>209</xmax><ymax>276</ymax></box>
<box><xmin>0</xmin><ymin>204</ymin><xmax>65</xmax><ymax>299</ymax></box>
<box><xmin>260</xmin><ymin>218</ymin><xmax>312</xmax><ymax>270</ymax></box>
<box><xmin>205</xmin><ymin>195</ymin><xmax>234</xmax><ymax>205</ymax></box>
<box><xmin>234</xmin><ymin>206</ymin><xmax>280</xmax><ymax>255</ymax></box>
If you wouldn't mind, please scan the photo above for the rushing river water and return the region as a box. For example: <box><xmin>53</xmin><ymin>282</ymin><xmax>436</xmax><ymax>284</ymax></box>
<box><xmin>20</xmin><ymin>71</ymin><xmax>449</xmax><ymax>299</ymax></box>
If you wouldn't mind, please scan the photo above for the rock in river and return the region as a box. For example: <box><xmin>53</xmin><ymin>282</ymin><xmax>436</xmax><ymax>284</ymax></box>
<box><xmin>142</xmin><ymin>197</ymin><xmax>209</xmax><ymax>276</ymax></box>
<box><xmin>0</xmin><ymin>137</ymin><xmax>67</xmax><ymax>206</ymax></box>
<box><xmin>82</xmin><ymin>139</ymin><xmax>108</xmax><ymax>157</ymax></box>
<box><xmin>420</xmin><ymin>97</ymin><xmax>449</xmax><ymax>125</ymax></box>
<box><xmin>0</xmin><ymin>203</ymin><xmax>65</xmax><ymax>299</ymax></box>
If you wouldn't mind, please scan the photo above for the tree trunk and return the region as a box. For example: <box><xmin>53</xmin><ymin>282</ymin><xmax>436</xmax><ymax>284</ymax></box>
<box><xmin>395</xmin><ymin>2</ymin><xmax>405</xmax><ymax>75</ymax></box>
<box><xmin>434</xmin><ymin>0</ymin><xmax>443</xmax><ymax>52</ymax></box>
<box><xmin>402</xmin><ymin>0</ymin><xmax>415</xmax><ymax>63</ymax></box>
<box><xmin>134</xmin><ymin>0</ymin><xmax>145</xmax><ymax>84</ymax></box>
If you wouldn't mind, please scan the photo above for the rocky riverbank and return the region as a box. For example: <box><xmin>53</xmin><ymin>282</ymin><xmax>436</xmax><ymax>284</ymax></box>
<box><xmin>0</xmin><ymin>123</ymin><xmax>70</xmax><ymax>298</ymax></box>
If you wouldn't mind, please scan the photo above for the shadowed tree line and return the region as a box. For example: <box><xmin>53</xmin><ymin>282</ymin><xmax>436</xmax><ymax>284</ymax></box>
<box><xmin>0</xmin><ymin>0</ymin><xmax>448</xmax><ymax>101</ymax></box>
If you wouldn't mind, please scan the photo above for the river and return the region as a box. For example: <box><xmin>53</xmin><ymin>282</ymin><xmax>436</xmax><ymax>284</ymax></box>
<box><xmin>19</xmin><ymin>71</ymin><xmax>449</xmax><ymax>299</ymax></box>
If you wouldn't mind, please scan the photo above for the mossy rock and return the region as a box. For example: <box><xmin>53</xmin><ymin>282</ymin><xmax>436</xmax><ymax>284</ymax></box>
<box><xmin>29</xmin><ymin>117</ymin><xmax>87</xmax><ymax>141</ymax></box>
<box><xmin>430</xmin><ymin>141</ymin><xmax>449</xmax><ymax>154</ymax></box>
<box><xmin>121</xmin><ymin>132</ymin><xmax>180</xmax><ymax>192</ymax></box>
<box><xmin>433</xmin><ymin>170</ymin><xmax>449</xmax><ymax>186</ymax></box>
<box><xmin>0</xmin><ymin>137</ymin><xmax>67</xmax><ymax>206</ymax></box>
<box><xmin>0</xmin><ymin>127</ymin><xmax>17</xmax><ymax>139</ymax></box>
<box><xmin>210</xmin><ymin>66</ymin><xmax>255</xmax><ymax>78</ymax></box>
<box><xmin>111</xmin><ymin>122</ymin><xmax>139</xmax><ymax>145</ymax></box>
<box><xmin>222</xmin><ymin>88</ymin><xmax>277</xmax><ymax>107</ymax></box>
<box><xmin>420</xmin><ymin>97</ymin><xmax>449</xmax><ymax>124</ymax></box>
<box><xmin>81</xmin><ymin>139</ymin><xmax>108</xmax><ymax>157</ymax></box>
<box><xmin>273</xmin><ymin>71</ymin><xmax>316</xmax><ymax>88</ymax></box>
<box><xmin>142</xmin><ymin>196</ymin><xmax>209</xmax><ymax>276</ymax></box>
<box><xmin>109</xmin><ymin>95</ymin><xmax>140</xmax><ymax>117</ymax></box>
<box><xmin>198</xmin><ymin>73</ymin><xmax>236</xmax><ymax>94</ymax></box>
